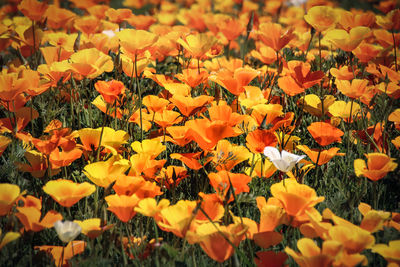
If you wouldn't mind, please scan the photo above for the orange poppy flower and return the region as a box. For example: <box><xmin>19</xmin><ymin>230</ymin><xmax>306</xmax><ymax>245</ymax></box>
<box><xmin>186</xmin><ymin>222</ymin><xmax>247</xmax><ymax>263</ymax></box>
<box><xmin>330</xmin><ymin>66</ymin><xmax>359</xmax><ymax>81</ymax></box>
<box><xmin>84</xmin><ymin>155</ymin><xmax>130</xmax><ymax>188</ymax></box>
<box><xmin>257</xmin><ymin>22</ymin><xmax>295</xmax><ymax>52</ymax></box>
<box><xmin>175</xmin><ymin>68</ymin><xmax>209</xmax><ymax>88</ymax></box>
<box><xmin>143</xmin><ymin>95</ymin><xmax>170</xmax><ymax>114</ymax></box>
<box><xmin>125</xmin><ymin>15</ymin><xmax>156</xmax><ymax>30</ymax></box>
<box><xmin>67</xmin><ymin>48</ymin><xmax>114</xmax><ymax>80</ymax></box>
<box><xmin>285</xmin><ymin>238</ymin><xmax>342</xmax><ymax>267</ymax></box>
<box><xmin>49</xmin><ymin>148</ymin><xmax>82</xmax><ymax>169</ymax></box>
<box><xmin>372</xmin><ymin>240</ymin><xmax>400</xmax><ymax>266</ymax></box>
<box><xmin>105</xmin><ymin>193</ymin><xmax>141</xmax><ymax>223</ymax></box>
<box><xmin>170</xmin><ymin>95</ymin><xmax>213</xmax><ymax>117</ymax></box>
<box><xmin>16</xmin><ymin>206</ymin><xmax>62</xmax><ymax>232</ymax></box>
<box><xmin>44</xmin><ymin>5</ymin><xmax>76</xmax><ymax>30</ymax></box>
<box><xmin>211</xmin><ymin>139</ymin><xmax>251</xmax><ymax>171</ymax></box>
<box><xmin>297</xmin><ymin>145</ymin><xmax>344</xmax><ymax>166</ymax></box>
<box><xmin>117</xmin><ymin>29</ymin><xmax>158</xmax><ymax>58</ymax></box>
<box><xmin>250</xmin><ymin>45</ymin><xmax>277</xmax><ymax>65</ymax></box>
<box><xmin>376</xmin><ymin>9</ymin><xmax>400</xmax><ymax>30</ymax></box>
<box><xmin>177</xmin><ymin>33</ymin><xmax>218</xmax><ymax>59</ymax></box>
<box><xmin>217</xmin><ymin>17</ymin><xmax>245</xmax><ymax>42</ymax></box>
<box><xmin>336</xmin><ymin>79</ymin><xmax>369</xmax><ymax>100</ymax></box>
<box><xmin>0</xmin><ymin>72</ymin><xmax>28</xmax><ymax>102</ymax></box>
<box><xmin>74</xmin><ymin>218</ymin><xmax>113</xmax><ymax>239</ymax></box>
<box><xmin>43</xmin><ymin>179</ymin><xmax>95</xmax><ymax>207</ymax></box>
<box><xmin>105</xmin><ymin>8</ymin><xmax>132</xmax><ymax>24</ymax></box>
<box><xmin>304</xmin><ymin>6</ymin><xmax>337</xmax><ymax>32</ymax></box>
<box><xmin>352</xmin><ymin>43</ymin><xmax>382</xmax><ymax>63</ymax></box>
<box><xmin>18</xmin><ymin>0</ymin><xmax>48</xmax><ymax>22</ymax></box>
<box><xmin>153</xmin><ymin>109</ymin><xmax>182</xmax><ymax>129</ymax></box>
<box><xmin>270</xmin><ymin>178</ymin><xmax>324</xmax><ymax>224</ymax></box>
<box><xmin>170</xmin><ymin>152</ymin><xmax>208</xmax><ymax>170</ymax></box>
<box><xmin>325</xmin><ymin>26</ymin><xmax>371</xmax><ymax>52</ymax></box>
<box><xmin>338</xmin><ymin>10</ymin><xmax>376</xmax><ymax>31</ymax></box>
<box><xmin>155</xmin><ymin>200</ymin><xmax>197</xmax><ymax>238</ymax></box>
<box><xmin>74</xmin><ymin>16</ymin><xmax>102</xmax><ymax>36</ymax></box>
<box><xmin>114</xmin><ymin>174</ymin><xmax>162</xmax><ymax>198</ymax></box>
<box><xmin>278</xmin><ymin>60</ymin><xmax>324</xmax><ymax>96</ymax></box>
<box><xmin>210</xmin><ymin>67</ymin><xmax>259</xmax><ymax>96</ymax></box>
<box><xmin>94</xmin><ymin>80</ymin><xmax>125</xmax><ymax>105</ymax></box>
<box><xmin>246</xmin><ymin>129</ymin><xmax>278</xmax><ymax>154</ymax></box>
<box><xmin>17</xmin><ymin>150</ymin><xmax>60</xmax><ymax>179</ymax></box>
<box><xmin>307</xmin><ymin>122</ymin><xmax>344</xmax><ymax>147</ymax></box>
<box><xmin>87</xmin><ymin>5</ymin><xmax>109</xmax><ymax>19</ymax></box>
<box><xmin>165</xmin><ymin>126</ymin><xmax>192</xmax><ymax>147</ymax></box>
<box><xmin>0</xmin><ymin>183</ymin><xmax>24</xmax><ymax>216</ymax></box>
<box><xmin>78</xmin><ymin>127</ymin><xmax>129</xmax><ymax>154</ymax></box>
<box><xmin>185</xmin><ymin>119</ymin><xmax>235</xmax><ymax>151</ymax></box>
<box><xmin>208</xmin><ymin>170</ymin><xmax>252</xmax><ymax>200</ymax></box>
<box><xmin>35</xmin><ymin>241</ymin><xmax>86</xmax><ymax>267</ymax></box>
<box><xmin>157</xmin><ymin>165</ymin><xmax>188</xmax><ymax>189</ymax></box>
<box><xmin>354</xmin><ymin>153</ymin><xmax>397</xmax><ymax>181</ymax></box>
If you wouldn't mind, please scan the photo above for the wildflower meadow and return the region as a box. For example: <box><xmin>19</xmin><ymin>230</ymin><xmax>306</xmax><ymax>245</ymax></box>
<box><xmin>1</xmin><ymin>0</ymin><xmax>400</xmax><ymax>266</ymax></box>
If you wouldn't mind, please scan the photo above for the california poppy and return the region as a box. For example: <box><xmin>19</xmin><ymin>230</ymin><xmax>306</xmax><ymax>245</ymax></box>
<box><xmin>257</xmin><ymin>22</ymin><xmax>295</xmax><ymax>52</ymax></box>
<box><xmin>94</xmin><ymin>80</ymin><xmax>125</xmax><ymax>105</ymax></box>
<box><xmin>105</xmin><ymin>193</ymin><xmax>141</xmax><ymax>222</ymax></box>
<box><xmin>304</xmin><ymin>6</ymin><xmax>337</xmax><ymax>32</ymax></box>
<box><xmin>35</xmin><ymin>241</ymin><xmax>86</xmax><ymax>267</ymax></box>
<box><xmin>246</xmin><ymin>129</ymin><xmax>278</xmax><ymax>154</ymax></box>
<box><xmin>278</xmin><ymin>60</ymin><xmax>324</xmax><ymax>96</ymax></box>
<box><xmin>177</xmin><ymin>33</ymin><xmax>218</xmax><ymax>59</ymax></box>
<box><xmin>43</xmin><ymin>179</ymin><xmax>95</xmax><ymax>207</ymax></box>
<box><xmin>307</xmin><ymin>122</ymin><xmax>344</xmax><ymax>146</ymax></box>
<box><xmin>270</xmin><ymin>178</ymin><xmax>324</xmax><ymax>223</ymax></box>
<box><xmin>354</xmin><ymin>153</ymin><xmax>397</xmax><ymax>181</ymax></box>
<box><xmin>0</xmin><ymin>183</ymin><xmax>24</xmax><ymax>216</ymax></box>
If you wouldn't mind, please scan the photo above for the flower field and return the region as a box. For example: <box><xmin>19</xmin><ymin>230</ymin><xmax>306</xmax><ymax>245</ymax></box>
<box><xmin>1</xmin><ymin>0</ymin><xmax>400</xmax><ymax>266</ymax></box>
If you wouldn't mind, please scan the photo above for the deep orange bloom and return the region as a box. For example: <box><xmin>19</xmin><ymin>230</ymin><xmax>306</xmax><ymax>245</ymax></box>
<box><xmin>143</xmin><ymin>95</ymin><xmax>170</xmax><ymax>113</ymax></box>
<box><xmin>49</xmin><ymin>148</ymin><xmax>82</xmax><ymax>169</ymax></box>
<box><xmin>175</xmin><ymin>68</ymin><xmax>209</xmax><ymax>88</ymax></box>
<box><xmin>186</xmin><ymin>222</ymin><xmax>247</xmax><ymax>263</ymax></box>
<box><xmin>336</xmin><ymin>79</ymin><xmax>369</xmax><ymax>99</ymax></box>
<box><xmin>94</xmin><ymin>80</ymin><xmax>125</xmax><ymax>104</ymax></box>
<box><xmin>307</xmin><ymin>122</ymin><xmax>344</xmax><ymax>147</ymax></box>
<box><xmin>154</xmin><ymin>109</ymin><xmax>182</xmax><ymax>129</ymax></box>
<box><xmin>166</xmin><ymin>126</ymin><xmax>192</xmax><ymax>147</ymax></box>
<box><xmin>210</xmin><ymin>67</ymin><xmax>259</xmax><ymax>96</ymax></box>
<box><xmin>218</xmin><ymin>17</ymin><xmax>245</xmax><ymax>42</ymax></box>
<box><xmin>113</xmin><ymin>175</ymin><xmax>162</xmax><ymax>198</ymax></box>
<box><xmin>257</xmin><ymin>22</ymin><xmax>295</xmax><ymax>52</ymax></box>
<box><xmin>270</xmin><ymin>178</ymin><xmax>324</xmax><ymax>224</ymax></box>
<box><xmin>74</xmin><ymin>16</ymin><xmax>102</xmax><ymax>36</ymax></box>
<box><xmin>35</xmin><ymin>241</ymin><xmax>86</xmax><ymax>267</ymax></box>
<box><xmin>246</xmin><ymin>129</ymin><xmax>278</xmax><ymax>154</ymax></box>
<box><xmin>354</xmin><ymin>153</ymin><xmax>397</xmax><ymax>181</ymax></box>
<box><xmin>304</xmin><ymin>6</ymin><xmax>337</xmax><ymax>32</ymax></box>
<box><xmin>105</xmin><ymin>194</ymin><xmax>141</xmax><ymax>222</ymax></box>
<box><xmin>170</xmin><ymin>95</ymin><xmax>213</xmax><ymax>117</ymax></box>
<box><xmin>16</xmin><ymin>206</ymin><xmax>62</xmax><ymax>232</ymax></box>
<box><xmin>18</xmin><ymin>0</ymin><xmax>48</xmax><ymax>22</ymax></box>
<box><xmin>177</xmin><ymin>33</ymin><xmax>218</xmax><ymax>59</ymax></box>
<box><xmin>105</xmin><ymin>8</ymin><xmax>132</xmax><ymax>24</ymax></box>
<box><xmin>278</xmin><ymin>61</ymin><xmax>324</xmax><ymax>96</ymax></box>
<box><xmin>44</xmin><ymin>5</ymin><xmax>76</xmax><ymax>30</ymax></box>
<box><xmin>297</xmin><ymin>145</ymin><xmax>344</xmax><ymax>166</ymax></box>
<box><xmin>43</xmin><ymin>179</ymin><xmax>95</xmax><ymax>207</ymax></box>
<box><xmin>208</xmin><ymin>171</ymin><xmax>252</xmax><ymax>201</ymax></box>
<box><xmin>117</xmin><ymin>29</ymin><xmax>158</xmax><ymax>58</ymax></box>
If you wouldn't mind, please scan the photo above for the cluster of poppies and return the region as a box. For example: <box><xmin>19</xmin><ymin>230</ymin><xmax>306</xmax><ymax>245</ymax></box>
<box><xmin>0</xmin><ymin>0</ymin><xmax>399</xmax><ymax>266</ymax></box>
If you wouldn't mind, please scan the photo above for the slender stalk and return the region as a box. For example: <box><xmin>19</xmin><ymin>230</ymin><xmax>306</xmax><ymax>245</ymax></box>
<box><xmin>134</xmin><ymin>53</ymin><xmax>143</xmax><ymax>141</ymax></box>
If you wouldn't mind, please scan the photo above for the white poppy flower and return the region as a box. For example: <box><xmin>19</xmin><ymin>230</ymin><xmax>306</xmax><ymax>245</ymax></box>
<box><xmin>263</xmin><ymin>146</ymin><xmax>305</xmax><ymax>172</ymax></box>
<box><xmin>54</xmin><ymin>220</ymin><xmax>82</xmax><ymax>243</ymax></box>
